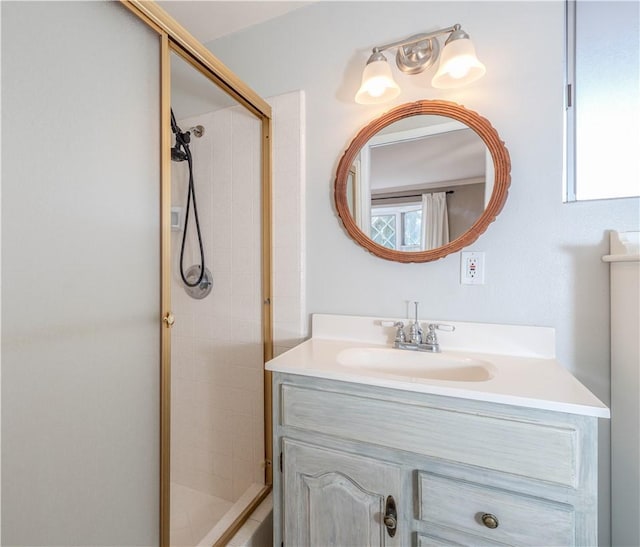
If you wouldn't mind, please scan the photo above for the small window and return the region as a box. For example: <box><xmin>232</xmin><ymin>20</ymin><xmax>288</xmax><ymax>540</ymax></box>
<box><xmin>371</xmin><ymin>204</ymin><xmax>422</xmax><ymax>251</ymax></box>
<box><xmin>566</xmin><ymin>0</ymin><xmax>640</xmax><ymax>201</ymax></box>
<box><xmin>371</xmin><ymin>213</ymin><xmax>397</xmax><ymax>249</ymax></box>
<box><xmin>402</xmin><ymin>209</ymin><xmax>422</xmax><ymax>250</ymax></box>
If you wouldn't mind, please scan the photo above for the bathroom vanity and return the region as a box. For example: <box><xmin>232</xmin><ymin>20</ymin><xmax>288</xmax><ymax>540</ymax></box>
<box><xmin>267</xmin><ymin>314</ymin><xmax>609</xmax><ymax>546</ymax></box>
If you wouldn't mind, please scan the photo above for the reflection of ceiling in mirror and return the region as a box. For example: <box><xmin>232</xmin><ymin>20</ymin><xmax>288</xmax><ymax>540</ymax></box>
<box><xmin>370</xmin><ymin>129</ymin><xmax>485</xmax><ymax>192</ymax></box>
<box><xmin>376</xmin><ymin>115</ymin><xmax>455</xmax><ymax>135</ymax></box>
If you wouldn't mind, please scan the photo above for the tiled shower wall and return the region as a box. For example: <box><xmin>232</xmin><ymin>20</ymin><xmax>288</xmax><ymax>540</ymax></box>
<box><xmin>171</xmin><ymin>104</ymin><xmax>264</xmax><ymax>502</ymax></box>
<box><xmin>170</xmin><ymin>90</ymin><xmax>306</xmax><ymax>511</ymax></box>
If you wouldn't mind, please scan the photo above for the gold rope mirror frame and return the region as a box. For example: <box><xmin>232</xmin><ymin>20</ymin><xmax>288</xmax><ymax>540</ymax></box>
<box><xmin>334</xmin><ymin>100</ymin><xmax>511</xmax><ymax>263</ymax></box>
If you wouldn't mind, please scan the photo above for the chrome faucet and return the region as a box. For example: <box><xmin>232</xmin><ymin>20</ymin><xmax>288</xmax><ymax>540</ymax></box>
<box><xmin>382</xmin><ymin>302</ymin><xmax>455</xmax><ymax>353</ymax></box>
<box><xmin>408</xmin><ymin>301</ymin><xmax>423</xmax><ymax>344</ymax></box>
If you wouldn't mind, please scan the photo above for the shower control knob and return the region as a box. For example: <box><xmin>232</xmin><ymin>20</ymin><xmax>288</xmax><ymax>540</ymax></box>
<box><xmin>162</xmin><ymin>313</ymin><xmax>175</xmax><ymax>328</ymax></box>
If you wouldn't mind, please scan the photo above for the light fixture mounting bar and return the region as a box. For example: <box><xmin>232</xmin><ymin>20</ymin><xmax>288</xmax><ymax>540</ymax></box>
<box><xmin>372</xmin><ymin>24</ymin><xmax>459</xmax><ymax>53</ymax></box>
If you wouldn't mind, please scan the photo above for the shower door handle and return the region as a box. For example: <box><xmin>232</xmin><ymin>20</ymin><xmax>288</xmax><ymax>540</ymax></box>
<box><xmin>162</xmin><ymin>313</ymin><xmax>175</xmax><ymax>328</ymax></box>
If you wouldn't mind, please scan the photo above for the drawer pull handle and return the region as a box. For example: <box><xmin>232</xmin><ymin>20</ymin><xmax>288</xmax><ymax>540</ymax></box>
<box><xmin>383</xmin><ymin>495</ymin><xmax>397</xmax><ymax>537</ymax></box>
<box><xmin>481</xmin><ymin>513</ymin><xmax>499</xmax><ymax>529</ymax></box>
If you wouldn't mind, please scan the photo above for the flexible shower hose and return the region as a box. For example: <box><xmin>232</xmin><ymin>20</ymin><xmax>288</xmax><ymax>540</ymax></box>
<box><xmin>171</xmin><ymin>109</ymin><xmax>206</xmax><ymax>288</ymax></box>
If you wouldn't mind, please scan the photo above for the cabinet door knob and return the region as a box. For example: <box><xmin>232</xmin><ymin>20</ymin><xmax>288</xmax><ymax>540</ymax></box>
<box><xmin>481</xmin><ymin>513</ymin><xmax>499</xmax><ymax>529</ymax></box>
<box><xmin>384</xmin><ymin>495</ymin><xmax>397</xmax><ymax>537</ymax></box>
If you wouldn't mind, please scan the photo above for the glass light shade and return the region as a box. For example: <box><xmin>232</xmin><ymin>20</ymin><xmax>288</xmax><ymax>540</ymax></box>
<box><xmin>432</xmin><ymin>37</ymin><xmax>486</xmax><ymax>89</ymax></box>
<box><xmin>355</xmin><ymin>59</ymin><xmax>401</xmax><ymax>104</ymax></box>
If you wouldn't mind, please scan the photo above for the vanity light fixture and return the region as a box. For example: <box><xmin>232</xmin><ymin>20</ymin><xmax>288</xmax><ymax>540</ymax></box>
<box><xmin>355</xmin><ymin>24</ymin><xmax>486</xmax><ymax>104</ymax></box>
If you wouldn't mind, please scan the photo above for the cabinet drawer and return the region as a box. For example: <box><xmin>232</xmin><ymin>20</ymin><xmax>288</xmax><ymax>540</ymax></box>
<box><xmin>416</xmin><ymin>531</ymin><xmax>507</xmax><ymax>546</ymax></box>
<box><xmin>417</xmin><ymin>472</ymin><xmax>575</xmax><ymax>546</ymax></box>
<box><xmin>281</xmin><ymin>383</ymin><xmax>578</xmax><ymax>486</ymax></box>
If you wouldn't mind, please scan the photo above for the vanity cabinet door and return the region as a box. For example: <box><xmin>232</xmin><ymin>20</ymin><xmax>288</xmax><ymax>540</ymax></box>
<box><xmin>282</xmin><ymin>438</ymin><xmax>403</xmax><ymax>547</ymax></box>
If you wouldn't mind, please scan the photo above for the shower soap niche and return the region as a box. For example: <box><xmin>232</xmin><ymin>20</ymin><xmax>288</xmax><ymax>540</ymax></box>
<box><xmin>171</xmin><ymin>206</ymin><xmax>183</xmax><ymax>231</ymax></box>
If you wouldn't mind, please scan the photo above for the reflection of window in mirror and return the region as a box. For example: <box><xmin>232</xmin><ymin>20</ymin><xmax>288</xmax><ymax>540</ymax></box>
<box><xmin>365</xmin><ymin>119</ymin><xmax>486</xmax><ymax>248</ymax></box>
<box><xmin>566</xmin><ymin>0</ymin><xmax>640</xmax><ymax>201</ymax></box>
<box><xmin>371</xmin><ymin>204</ymin><xmax>422</xmax><ymax>251</ymax></box>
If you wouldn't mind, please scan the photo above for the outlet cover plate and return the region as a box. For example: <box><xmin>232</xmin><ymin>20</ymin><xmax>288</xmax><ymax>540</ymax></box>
<box><xmin>461</xmin><ymin>251</ymin><xmax>485</xmax><ymax>285</ymax></box>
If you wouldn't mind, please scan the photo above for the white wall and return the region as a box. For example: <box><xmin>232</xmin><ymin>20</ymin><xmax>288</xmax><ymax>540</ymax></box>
<box><xmin>1</xmin><ymin>2</ymin><xmax>160</xmax><ymax>544</ymax></box>
<box><xmin>270</xmin><ymin>91</ymin><xmax>307</xmax><ymax>356</ymax></box>
<box><xmin>208</xmin><ymin>2</ymin><xmax>640</xmax><ymax>544</ymax></box>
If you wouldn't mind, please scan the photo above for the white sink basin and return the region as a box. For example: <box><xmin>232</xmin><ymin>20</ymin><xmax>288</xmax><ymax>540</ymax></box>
<box><xmin>336</xmin><ymin>347</ymin><xmax>496</xmax><ymax>382</ymax></box>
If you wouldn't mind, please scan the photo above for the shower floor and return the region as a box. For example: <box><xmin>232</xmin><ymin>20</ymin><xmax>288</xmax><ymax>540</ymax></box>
<box><xmin>170</xmin><ymin>482</ymin><xmax>266</xmax><ymax>547</ymax></box>
<box><xmin>170</xmin><ymin>483</ymin><xmax>233</xmax><ymax>546</ymax></box>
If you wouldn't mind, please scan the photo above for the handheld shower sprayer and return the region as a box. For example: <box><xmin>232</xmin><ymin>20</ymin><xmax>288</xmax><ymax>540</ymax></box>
<box><xmin>170</xmin><ymin>110</ymin><xmax>190</xmax><ymax>163</ymax></box>
<box><xmin>171</xmin><ymin>146</ymin><xmax>188</xmax><ymax>163</ymax></box>
<box><xmin>170</xmin><ymin>108</ymin><xmax>211</xmax><ymax>295</ymax></box>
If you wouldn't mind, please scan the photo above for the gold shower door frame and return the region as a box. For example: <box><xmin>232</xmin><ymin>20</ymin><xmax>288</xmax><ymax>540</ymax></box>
<box><xmin>120</xmin><ymin>2</ymin><xmax>273</xmax><ymax>546</ymax></box>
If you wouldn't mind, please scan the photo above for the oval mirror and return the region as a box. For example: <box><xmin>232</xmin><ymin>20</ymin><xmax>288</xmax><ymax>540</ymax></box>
<box><xmin>335</xmin><ymin>100</ymin><xmax>511</xmax><ymax>263</ymax></box>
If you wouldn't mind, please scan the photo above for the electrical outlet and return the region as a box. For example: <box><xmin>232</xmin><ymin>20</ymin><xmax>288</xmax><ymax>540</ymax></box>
<box><xmin>461</xmin><ymin>251</ymin><xmax>485</xmax><ymax>285</ymax></box>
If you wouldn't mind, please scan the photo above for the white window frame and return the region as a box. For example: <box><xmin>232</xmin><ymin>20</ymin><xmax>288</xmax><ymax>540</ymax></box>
<box><xmin>371</xmin><ymin>203</ymin><xmax>422</xmax><ymax>251</ymax></box>
<box><xmin>565</xmin><ymin>0</ymin><xmax>640</xmax><ymax>201</ymax></box>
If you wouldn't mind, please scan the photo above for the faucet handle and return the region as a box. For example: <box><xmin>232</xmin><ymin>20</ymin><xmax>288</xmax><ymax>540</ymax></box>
<box><xmin>381</xmin><ymin>320</ymin><xmax>406</xmax><ymax>343</ymax></box>
<box><xmin>423</xmin><ymin>323</ymin><xmax>455</xmax><ymax>345</ymax></box>
<box><xmin>431</xmin><ymin>323</ymin><xmax>455</xmax><ymax>332</ymax></box>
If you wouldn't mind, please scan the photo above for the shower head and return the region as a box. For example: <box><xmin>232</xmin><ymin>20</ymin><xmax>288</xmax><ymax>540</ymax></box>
<box><xmin>171</xmin><ymin>146</ymin><xmax>188</xmax><ymax>162</ymax></box>
<box><xmin>171</xmin><ymin>129</ymin><xmax>190</xmax><ymax>162</ymax></box>
<box><xmin>170</xmin><ymin>107</ymin><xmax>192</xmax><ymax>162</ymax></box>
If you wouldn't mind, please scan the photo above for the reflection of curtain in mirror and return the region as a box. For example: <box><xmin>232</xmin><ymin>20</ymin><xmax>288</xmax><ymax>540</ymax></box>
<box><xmin>421</xmin><ymin>192</ymin><xmax>449</xmax><ymax>250</ymax></box>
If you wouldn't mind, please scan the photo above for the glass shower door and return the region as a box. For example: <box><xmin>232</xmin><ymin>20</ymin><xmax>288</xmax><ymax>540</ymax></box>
<box><xmin>168</xmin><ymin>49</ymin><xmax>269</xmax><ymax>547</ymax></box>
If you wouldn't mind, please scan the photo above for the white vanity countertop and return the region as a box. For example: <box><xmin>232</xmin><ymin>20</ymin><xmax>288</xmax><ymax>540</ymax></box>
<box><xmin>266</xmin><ymin>314</ymin><xmax>610</xmax><ymax>418</ymax></box>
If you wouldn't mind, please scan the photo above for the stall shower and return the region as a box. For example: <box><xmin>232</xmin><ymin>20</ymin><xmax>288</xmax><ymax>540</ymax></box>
<box><xmin>169</xmin><ymin>54</ymin><xmax>266</xmax><ymax>546</ymax></box>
